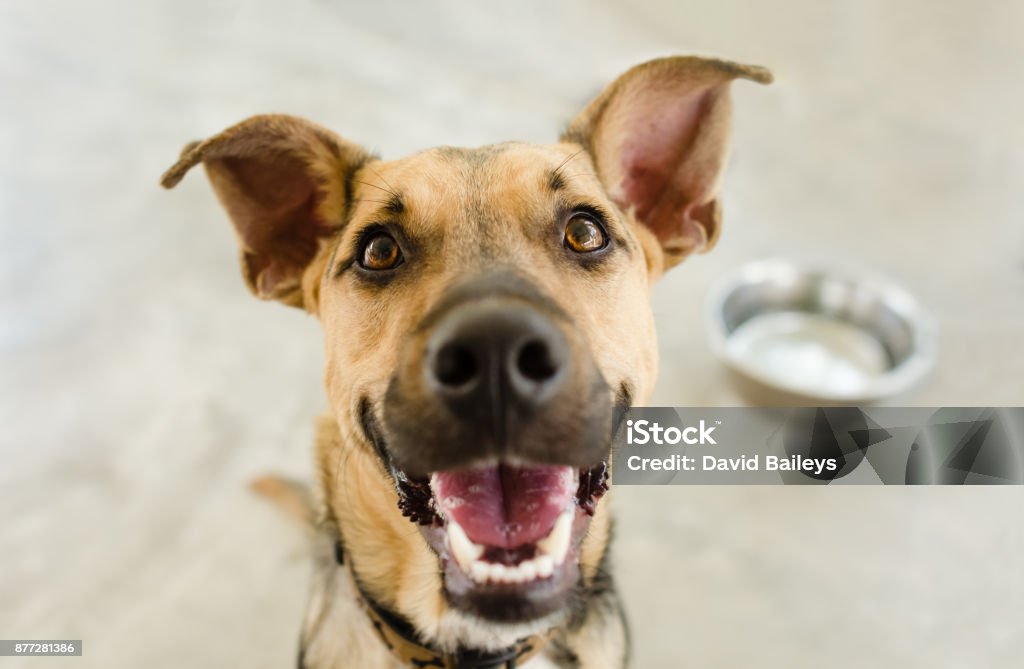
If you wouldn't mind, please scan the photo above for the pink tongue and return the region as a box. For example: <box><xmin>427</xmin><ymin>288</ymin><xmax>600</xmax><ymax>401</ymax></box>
<box><xmin>432</xmin><ymin>464</ymin><xmax>575</xmax><ymax>549</ymax></box>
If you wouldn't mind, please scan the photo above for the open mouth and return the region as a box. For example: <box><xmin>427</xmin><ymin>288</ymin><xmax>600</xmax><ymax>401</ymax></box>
<box><xmin>392</xmin><ymin>459</ymin><xmax>609</xmax><ymax>622</ymax></box>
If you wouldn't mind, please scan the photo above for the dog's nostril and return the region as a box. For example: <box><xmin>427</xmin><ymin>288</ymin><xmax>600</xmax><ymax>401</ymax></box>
<box><xmin>434</xmin><ymin>344</ymin><xmax>478</xmax><ymax>387</ymax></box>
<box><xmin>516</xmin><ymin>339</ymin><xmax>558</xmax><ymax>383</ymax></box>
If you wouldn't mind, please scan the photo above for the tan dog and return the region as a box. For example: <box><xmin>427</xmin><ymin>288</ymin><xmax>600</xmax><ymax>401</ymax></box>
<box><xmin>162</xmin><ymin>55</ymin><xmax>770</xmax><ymax>669</ymax></box>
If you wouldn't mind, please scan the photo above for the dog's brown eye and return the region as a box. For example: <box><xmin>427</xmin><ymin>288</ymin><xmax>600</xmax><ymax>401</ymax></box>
<box><xmin>564</xmin><ymin>214</ymin><xmax>607</xmax><ymax>253</ymax></box>
<box><xmin>359</xmin><ymin>232</ymin><xmax>402</xmax><ymax>271</ymax></box>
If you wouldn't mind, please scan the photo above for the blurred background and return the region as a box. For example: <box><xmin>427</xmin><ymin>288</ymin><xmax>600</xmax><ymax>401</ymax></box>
<box><xmin>2</xmin><ymin>0</ymin><xmax>1022</xmax><ymax>667</ymax></box>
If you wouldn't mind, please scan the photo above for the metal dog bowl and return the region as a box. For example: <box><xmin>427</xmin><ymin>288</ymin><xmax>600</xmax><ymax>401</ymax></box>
<box><xmin>707</xmin><ymin>259</ymin><xmax>937</xmax><ymax>404</ymax></box>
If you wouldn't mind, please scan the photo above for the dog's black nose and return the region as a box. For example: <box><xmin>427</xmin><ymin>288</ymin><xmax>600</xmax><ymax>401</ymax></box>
<box><xmin>425</xmin><ymin>301</ymin><xmax>569</xmax><ymax>418</ymax></box>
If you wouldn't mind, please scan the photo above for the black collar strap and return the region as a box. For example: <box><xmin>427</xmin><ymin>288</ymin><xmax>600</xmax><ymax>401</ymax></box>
<box><xmin>335</xmin><ymin>541</ymin><xmax>548</xmax><ymax>669</ymax></box>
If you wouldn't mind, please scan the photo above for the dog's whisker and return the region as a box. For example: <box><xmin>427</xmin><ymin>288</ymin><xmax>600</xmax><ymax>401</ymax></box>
<box><xmin>551</xmin><ymin>149</ymin><xmax>585</xmax><ymax>182</ymax></box>
<box><xmin>353</xmin><ymin>179</ymin><xmax>399</xmax><ymax>199</ymax></box>
<box><xmin>363</xmin><ymin>164</ymin><xmax>401</xmax><ymax>199</ymax></box>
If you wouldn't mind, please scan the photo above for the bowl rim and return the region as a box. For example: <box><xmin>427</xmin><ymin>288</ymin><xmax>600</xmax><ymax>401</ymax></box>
<box><xmin>705</xmin><ymin>257</ymin><xmax>939</xmax><ymax>403</ymax></box>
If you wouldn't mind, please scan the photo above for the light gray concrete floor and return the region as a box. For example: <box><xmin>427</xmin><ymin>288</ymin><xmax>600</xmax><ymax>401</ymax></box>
<box><xmin>2</xmin><ymin>1</ymin><xmax>1023</xmax><ymax>667</ymax></box>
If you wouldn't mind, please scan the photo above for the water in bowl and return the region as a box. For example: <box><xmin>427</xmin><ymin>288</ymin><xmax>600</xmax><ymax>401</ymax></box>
<box><xmin>725</xmin><ymin>311</ymin><xmax>890</xmax><ymax>397</ymax></box>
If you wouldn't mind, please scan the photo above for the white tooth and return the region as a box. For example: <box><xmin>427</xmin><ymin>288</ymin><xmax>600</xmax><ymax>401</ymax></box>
<box><xmin>447</xmin><ymin>522</ymin><xmax>483</xmax><ymax>571</ymax></box>
<box><xmin>535</xmin><ymin>555</ymin><xmax>554</xmax><ymax>578</ymax></box>
<box><xmin>464</xmin><ymin>556</ymin><xmax>555</xmax><ymax>584</ymax></box>
<box><xmin>537</xmin><ymin>508</ymin><xmax>573</xmax><ymax>565</ymax></box>
<box><xmin>562</xmin><ymin>467</ymin><xmax>578</xmax><ymax>491</ymax></box>
<box><xmin>471</xmin><ymin>561</ymin><xmax>489</xmax><ymax>584</ymax></box>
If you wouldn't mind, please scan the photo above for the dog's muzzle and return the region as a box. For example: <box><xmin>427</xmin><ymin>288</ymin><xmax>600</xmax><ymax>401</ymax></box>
<box><xmin>374</xmin><ymin>275</ymin><xmax>615</xmax><ymax>622</ymax></box>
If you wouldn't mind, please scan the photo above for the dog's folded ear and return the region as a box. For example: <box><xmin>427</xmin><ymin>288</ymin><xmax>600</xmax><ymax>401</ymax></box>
<box><xmin>161</xmin><ymin>114</ymin><xmax>369</xmax><ymax>309</ymax></box>
<box><xmin>564</xmin><ymin>56</ymin><xmax>771</xmax><ymax>271</ymax></box>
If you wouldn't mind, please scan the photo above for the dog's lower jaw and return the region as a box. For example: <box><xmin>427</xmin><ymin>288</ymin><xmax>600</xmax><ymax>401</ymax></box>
<box><xmin>299</xmin><ymin>527</ymin><xmax>627</xmax><ymax>669</ymax></box>
<box><xmin>299</xmin><ymin>514</ymin><xmax>624</xmax><ymax>669</ymax></box>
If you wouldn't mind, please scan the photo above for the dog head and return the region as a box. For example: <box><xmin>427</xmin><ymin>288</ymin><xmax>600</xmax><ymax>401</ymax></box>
<box><xmin>163</xmin><ymin>56</ymin><xmax>769</xmax><ymax>640</ymax></box>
